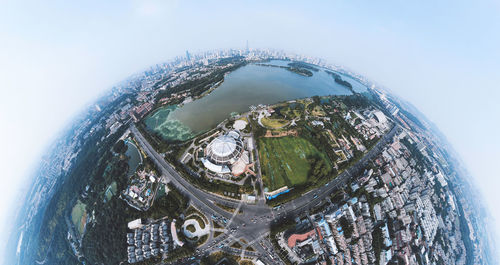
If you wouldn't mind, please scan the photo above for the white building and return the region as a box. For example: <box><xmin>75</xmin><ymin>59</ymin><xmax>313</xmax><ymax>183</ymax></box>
<box><xmin>202</xmin><ymin>131</ymin><xmax>248</xmax><ymax>175</ymax></box>
<box><xmin>128</xmin><ymin>219</ymin><xmax>143</xmax><ymax>230</ymax></box>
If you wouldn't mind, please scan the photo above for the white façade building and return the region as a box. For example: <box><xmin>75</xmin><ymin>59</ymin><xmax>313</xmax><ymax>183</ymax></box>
<box><xmin>201</xmin><ymin>130</ymin><xmax>244</xmax><ymax>174</ymax></box>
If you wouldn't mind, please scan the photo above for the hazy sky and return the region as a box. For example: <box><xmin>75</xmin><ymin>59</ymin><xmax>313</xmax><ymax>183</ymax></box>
<box><xmin>1</xmin><ymin>0</ymin><xmax>499</xmax><ymax>259</ymax></box>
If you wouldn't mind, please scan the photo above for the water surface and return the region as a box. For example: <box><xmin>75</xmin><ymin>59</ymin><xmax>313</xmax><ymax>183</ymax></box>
<box><xmin>125</xmin><ymin>141</ymin><xmax>142</xmax><ymax>176</ymax></box>
<box><xmin>146</xmin><ymin>60</ymin><xmax>367</xmax><ymax>141</ymax></box>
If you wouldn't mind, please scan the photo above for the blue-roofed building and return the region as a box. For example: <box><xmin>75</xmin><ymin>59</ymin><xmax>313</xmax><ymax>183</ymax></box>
<box><xmin>318</xmin><ymin>219</ymin><xmax>332</xmax><ymax>237</ymax></box>
<box><xmin>382</xmin><ymin>223</ymin><xmax>393</xmax><ymax>247</ymax></box>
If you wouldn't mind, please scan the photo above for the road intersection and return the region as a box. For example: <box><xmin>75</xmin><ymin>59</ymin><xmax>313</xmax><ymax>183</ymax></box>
<box><xmin>130</xmin><ymin>124</ymin><xmax>399</xmax><ymax>263</ymax></box>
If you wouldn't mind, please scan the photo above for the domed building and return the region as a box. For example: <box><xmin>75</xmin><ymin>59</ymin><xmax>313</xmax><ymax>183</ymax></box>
<box><xmin>201</xmin><ymin>131</ymin><xmax>244</xmax><ymax>174</ymax></box>
<box><xmin>206</xmin><ymin>131</ymin><xmax>243</xmax><ymax>164</ymax></box>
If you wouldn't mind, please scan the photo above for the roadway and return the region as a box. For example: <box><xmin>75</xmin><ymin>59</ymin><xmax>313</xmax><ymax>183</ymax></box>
<box><xmin>131</xmin><ymin>125</ymin><xmax>276</xmax><ymax>263</ymax></box>
<box><xmin>130</xmin><ymin>124</ymin><xmax>399</xmax><ymax>264</ymax></box>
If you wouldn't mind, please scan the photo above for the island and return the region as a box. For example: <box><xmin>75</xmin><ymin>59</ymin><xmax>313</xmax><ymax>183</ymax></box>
<box><xmin>255</xmin><ymin>62</ymin><xmax>314</xmax><ymax>77</ymax></box>
<box><xmin>326</xmin><ymin>69</ymin><xmax>354</xmax><ymax>90</ymax></box>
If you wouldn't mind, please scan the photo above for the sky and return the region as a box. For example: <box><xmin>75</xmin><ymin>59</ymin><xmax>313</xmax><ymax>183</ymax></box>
<box><xmin>1</xmin><ymin>0</ymin><xmax>499</xmax><ymax>259</ymax></box>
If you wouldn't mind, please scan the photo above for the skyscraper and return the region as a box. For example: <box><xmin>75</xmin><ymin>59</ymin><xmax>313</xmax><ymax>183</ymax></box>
<box><xmin>186</xmin><ymin>50</ymin><xmax>191</xmax><ymax>61</ymax></box>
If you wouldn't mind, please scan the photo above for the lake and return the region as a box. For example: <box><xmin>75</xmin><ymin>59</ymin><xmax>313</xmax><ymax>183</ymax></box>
<box><xmin>145</xmin><ymin>60</ymin><xmax>367</xmax><ymax>141</ymax></box>
<box><xmin>125</xmin><ymin>140</ymin><xmax>142</xmax><ymax>176</ymax></box>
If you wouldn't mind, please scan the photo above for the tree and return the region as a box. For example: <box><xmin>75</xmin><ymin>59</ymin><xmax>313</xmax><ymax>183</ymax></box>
<box><xmin>308</xmin><ymin>155</ymin><xmax>329</xmax><ymax>179</ymax></box>
<box><xmin>113</xmin><ymin>139</ymin><xmax>128</xmax><ymax>154</ymax></box>
<box><xmin>372</xmin><ymin>225</ymin><xmax>384</xmax><ymax>263</ymax></box>
<box><xmin>243</xmin><ymin>176</ymin><xmax>254</xmax><ymax>193</ymax></box>
<box><xmin>312</xmin><ymin>95</ymin><xmax>321</xmax><ymax>105</ymax></box>
<box><xmin>339</xmin><ymin>216</ymin><xmax>354</xmax><ymax>239</ymax></box>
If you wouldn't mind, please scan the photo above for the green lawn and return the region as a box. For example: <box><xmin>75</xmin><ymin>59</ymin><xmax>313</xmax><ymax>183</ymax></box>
<box><xmin>71</xmin><ymin>200</ymin><xmax>87</xmax><ymax>235</ymax></box>
<box><xmin>186</xmin><ymin>214</ymin><xmax>206</xmax><ymax>229</ymax></box>
<box><xmin>186</xmin><ymin>225</ymin><xmax>196</xmax><ymax>233</ymax></box>
<box><xmin>258</xmin><ymin>136</ymin><xmax>331</xmax><ymax>191</ymax></box>
<box><xmin>230</xmin><ymin>242</ymin><xmax>242</xmax><ymax>249</ymax></box>
<box><xmin>104</xmin><ymin>181</ymin><xmax>117</xmax><ymax>201</ymax></box>
<box><xmin>261</xmin><ymin>117</ymin><xmax>289</xmax><ymax>129</ymax></box>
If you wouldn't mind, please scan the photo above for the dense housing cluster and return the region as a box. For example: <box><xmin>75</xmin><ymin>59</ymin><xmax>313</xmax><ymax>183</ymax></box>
<box><xmin>273</xmin><ymin>127</ymin><xmax>467</xmax><ymax>264</ymax></box>
<box><xmin>126</xmin><ymin>219</ymin><xmax>173</xmax><ymax>263</ymax></box>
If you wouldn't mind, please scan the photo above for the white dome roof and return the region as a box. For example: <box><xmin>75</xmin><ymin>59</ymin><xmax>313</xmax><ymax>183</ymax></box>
<box><xmin>233</xmin><ymin>120</ymin><xmax>248</xmax><ymax>130</ymax></box>
<box><xmin>211</xmin><ymin>136</ymin><xmax>238</xmax><ymax>157</ymax></box>
<box><xmin>206</xmin><ymin>132</ymin><xmax>243</xmax><ymax>165</ymax></box>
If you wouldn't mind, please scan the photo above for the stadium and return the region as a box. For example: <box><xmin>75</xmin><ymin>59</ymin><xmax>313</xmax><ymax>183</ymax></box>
<box><xmin>201</xmin><ymin>131</ymin><xmax>246</xmax><ymax>174</ymax></box>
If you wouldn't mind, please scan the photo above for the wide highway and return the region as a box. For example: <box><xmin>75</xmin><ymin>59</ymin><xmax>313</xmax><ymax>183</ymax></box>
<box><xmin>130</xmin><ymin>124</ymin><xmax>399</xmax><ymax>264</ymax></box>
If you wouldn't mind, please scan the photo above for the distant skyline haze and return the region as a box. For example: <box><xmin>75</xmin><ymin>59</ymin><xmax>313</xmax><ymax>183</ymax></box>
<box><xmin>0</xmin><ymin>0</ymin><xmax>499</xmax><ymax>262</ymax></box>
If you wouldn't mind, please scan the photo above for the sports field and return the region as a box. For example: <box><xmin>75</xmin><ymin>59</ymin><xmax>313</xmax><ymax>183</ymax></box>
<box><xmin>258</xmin><ymin>136</ymin><xmax>331</xmax><ymax>191</ymax></box>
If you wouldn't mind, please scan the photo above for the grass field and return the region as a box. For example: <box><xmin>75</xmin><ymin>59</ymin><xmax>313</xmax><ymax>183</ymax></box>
<box><xmin>187</xmin><ymin>214</ymin><xmax>207</xmax><ymax>229</ymax></box>
<box><xmin>230</xmin><ymin>241</ymin><xmax>242</xmax><ymax>249</ymax></box>
<box><xmin>71</xmin><ymin>200</ymin><xmax>87</xmax><ymax>235</ymax></box>
<box><xmin>311</xmin><ymin>105</ymin><xmax>326</xmax><ymax>116</ymax></box>
<box><xmin>261</xmin><ymin>117</ymin><xmax>289</xmax><ymax>129</ymax></box>
<box><xmin>258</xmin><ymin>136</ymin><xmax>331</xmax><ymax>191</ymax></box>
<box><xmin>186</xmin><ymin>225</ymin><xmax>196</xmax><ymax>233</ymax></box>
<box><xmin>280</xmin><ymin>106</ymin><xmax>302</xmax><ymax>120</ymax></box>
<box><xmin>104</xmin><ymin>181</ymin><xmax>117</xmax><ymax>201</ymax></box>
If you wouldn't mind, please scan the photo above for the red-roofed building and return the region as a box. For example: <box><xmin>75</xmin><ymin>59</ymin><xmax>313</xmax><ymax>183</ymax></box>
<box><xmin>287</xmin><ymin>228</ymin><xmax>320</xmax><ymax>248</ymax></box>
